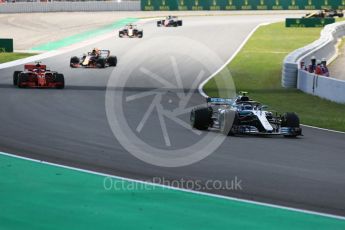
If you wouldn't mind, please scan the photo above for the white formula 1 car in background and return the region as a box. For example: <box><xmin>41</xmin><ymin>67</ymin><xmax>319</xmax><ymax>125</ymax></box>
<box><xmin>119</xmin><ymin>24</ymin><xmax>143</xmax><ymax>38</ymax></box>
<box><xmin>157</xmin><ymin>16</ymin><xmax>183</xmax><ymax>27</ymax></box>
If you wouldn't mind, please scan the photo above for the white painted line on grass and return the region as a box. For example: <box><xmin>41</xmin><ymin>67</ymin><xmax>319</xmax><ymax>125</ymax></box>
<box><xmin>197</xmin><ymin>22</ymin><xmax>273</xmax><ymax>98</ymax></box>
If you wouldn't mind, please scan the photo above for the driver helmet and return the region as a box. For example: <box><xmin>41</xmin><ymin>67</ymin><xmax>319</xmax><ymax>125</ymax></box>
<box><xmin>92</xmin><ymin>48</ymin><xmax>99</xmax><ymax>55</ymax></box>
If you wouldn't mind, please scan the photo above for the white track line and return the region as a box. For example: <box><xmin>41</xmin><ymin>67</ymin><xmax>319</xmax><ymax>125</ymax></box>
<box><xmin>198</xmin><ymin>22</ymin><xmax>272</xmax><ymax>98</ymax></box>
<box><xmin>301</xmin><ymin>124</ymin><xmax>345</xmax><ymax>134</ymax></box>
<box><xmin>1</xmin><ymin>150</ymin><xmax>344</xmax><ymax>220</ymax></box>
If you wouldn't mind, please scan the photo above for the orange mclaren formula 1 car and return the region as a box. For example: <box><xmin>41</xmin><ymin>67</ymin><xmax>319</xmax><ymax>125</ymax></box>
<box><xmin>13</xmin><ymin>62</ymin><xmax>65</xmax><ymax>89</ymax></box>
<box><xmin>70</xmin><ymin>49</ymin><xmax>117</xmax><ymax>68</ymax></box>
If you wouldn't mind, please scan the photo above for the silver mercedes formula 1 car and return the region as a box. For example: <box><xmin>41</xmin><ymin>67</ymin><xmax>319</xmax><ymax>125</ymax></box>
<box><xmin>190</xmin><ymin>92</ymin><xmax>302</xmax><ymax>137</ymax></box>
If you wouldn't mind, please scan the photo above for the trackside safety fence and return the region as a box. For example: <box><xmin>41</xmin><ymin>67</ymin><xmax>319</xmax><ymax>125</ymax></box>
<box><xmin>297</xmin><ymin>70</ymin><xmax>345</xmax><ymax>104</ymax></box>
<box><xmin>282</xmin><ymin>21</ymin><xmax>345</xmax><ymax>104</ymax></box>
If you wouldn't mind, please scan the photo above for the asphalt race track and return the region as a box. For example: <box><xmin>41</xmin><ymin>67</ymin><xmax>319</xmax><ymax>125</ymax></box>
<box><xmin>1</xmin><ymin>15</ymin><xmax>345</xmax><ymax>216</ymax></box>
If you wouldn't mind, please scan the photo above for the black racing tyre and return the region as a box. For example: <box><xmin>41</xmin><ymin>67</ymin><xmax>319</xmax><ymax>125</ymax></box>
<box><xmin>281</xmin><ymin>112</ymin><xmax>300</xmax><ymax>137</ymax></box>
<box><xmin>281</xmin><ymin>112</ymin><xmax>300</xmax><ymax>128</ymax></box>
<box><xmin>157</xmin><ymin>21</ymin><xmax>162</xmax><ymax>27</ymax></box>
<box><xmin>177</xmin><ymin>20</ymin><xmax>183</xmax><ymax>26</ymax></box>
<box><xmin>138</xmin><ymin>31</ymin><xmax>143</xmax><ymax>38</ymax></box>
<box><xmin>107</xmin><ymin>56</ymin><xmax>117</xmax><ymax>67</ymax></box>
<box><xmin>54</xmin><ymin>73</ymin><xmax>65</xmax><ymax>89</ymax></box>
<box><xmin>119</xmin><ymin>31</ymin><xmax>124</xmax><ymax>38</ymax></box>
<box><xmin>13</xmin><ymin>71</ymin><xmax>21</xmax><ymax>86</ymax></box>
<box><xmin>190</xmin><ymin>106</ymin><xmax>212</xmax><ymax>130</ymax></box>
<box><xmin>70</xmin><ymin>56</ymin><xmax>80</xmax><ymax>67</ymax></box>
<box><xmin>17</xmin><ymin>73</ymin><xmax>28</xmax><ymax>88</ymax></box>
<box><xmin>96</xmin><ymin>58</ymin><xmax>106</xmax><ymax>68</ymax></box>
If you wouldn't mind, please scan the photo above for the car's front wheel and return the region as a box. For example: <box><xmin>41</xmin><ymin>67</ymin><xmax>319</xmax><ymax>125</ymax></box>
<box><xmin>220</xmin><ymin>110</ymin><xmax>238</xmax><ymax>136</ymax></box>
<box><xmin>190</xmin><ymin>106</ymin><xmax>212</xmax><ymax>130</ymax></box>
<box><xmin>17</xmin><ymin>73</ymin><xmax>29</xmax><ymax>88</ymax></box>
<box><xmin>96</xmin><ymin>58</ymin><xmax>106</xmax><ymax>68</ymax></box>
<box><xmin>107</xmin><ymin>56</ymin><xmax>117</xmax><ymax>67</ymax></box>
<box><xmin>13</xmin><ymin>71</ymin><xmax>21</xmax><ymax>86</ymax></box>
<box><xmin>281</xmin><ymin>112</ymin><xmax>300</xmax><ymax>137</ymax></box>
<box><xmin>54</xmin><ymin>73</ymin><xmax>65</xmax><ymax>89</ymax></box>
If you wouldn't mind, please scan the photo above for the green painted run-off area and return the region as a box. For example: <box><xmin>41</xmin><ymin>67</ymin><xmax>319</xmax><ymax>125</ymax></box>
<box><xmin>31</xmin><ymin>18</ymin><xmax>138</xmax><ymax>51</ymax></box>
<box><xmin>0</xmin><ymin>153</ymin><xmax>344</xmax><ymax>229</ymax></box>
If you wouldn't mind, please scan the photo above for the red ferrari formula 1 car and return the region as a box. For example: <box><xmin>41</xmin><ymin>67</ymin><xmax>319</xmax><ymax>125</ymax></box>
<box><xmin>13</xmin><ymin>62</ymin><xmax>65</xmax><ymax>89</ymax></box>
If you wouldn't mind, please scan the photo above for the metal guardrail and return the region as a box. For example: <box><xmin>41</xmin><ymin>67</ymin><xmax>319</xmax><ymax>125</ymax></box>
<box><xmin>0</xmin><ymin>1</ymin><xmax>140</xmax><ymax>12</ymax></box>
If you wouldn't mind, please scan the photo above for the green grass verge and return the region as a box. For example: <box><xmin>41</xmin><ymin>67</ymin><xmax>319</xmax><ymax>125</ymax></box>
<box><xmin>204</xmin><ymin>22</ymin><xmax>345</xmax><ymax>132</ymax></box>
<box><xmin>0</xmin><ymin>53</ymin><xmax>35</xmax><ymax>64</ymax></box>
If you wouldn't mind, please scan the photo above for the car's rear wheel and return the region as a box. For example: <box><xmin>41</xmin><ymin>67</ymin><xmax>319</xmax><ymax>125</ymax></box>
<box><xmin>13</xmin><ymin>71</ymin><xmax>21</xmax><ymax>86</ymax></box>
<box><xmin>190</xmin><ymin>107</ymin><xmax>212</xmax><ymax>130</ymax></box>
<box><xmin>70</xmin><ymin>56</ymin><xmax>80</xmax><ymax>67</ymax></box>
<box><xmin>108</xmin><ymin>56</ymin><xmax>117</xmax><ymax>67</ymax></box>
